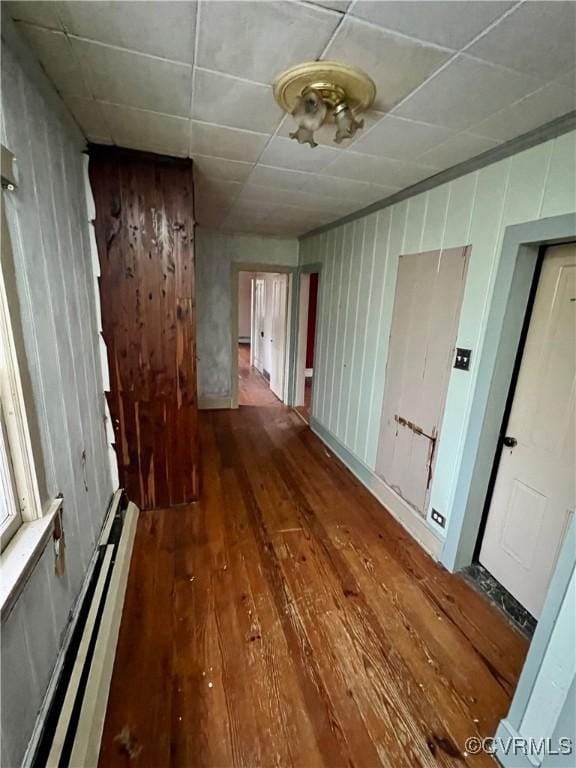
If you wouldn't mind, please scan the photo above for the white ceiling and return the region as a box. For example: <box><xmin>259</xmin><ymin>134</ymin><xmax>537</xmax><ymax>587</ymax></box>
<box><xmin>8</xmin><ymin>0</ymin><xmax>576</xmax><ymax>238</ymax></box>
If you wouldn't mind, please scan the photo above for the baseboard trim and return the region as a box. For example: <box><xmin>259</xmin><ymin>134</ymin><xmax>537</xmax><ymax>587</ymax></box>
<box><xmin>69</xmin><ymin>502</ymin><xmax>139</xmax><ymax>767</ymax></box>
<box><xmin>26</xmin><ymin>493</ymin><xmax>139</xmax><ymax>768</ymax></box>
<box><xmin>310</xmin><ymin>417</ymin><xmax>443</xmax><ymax>560</ymax></box>
<box><xmin>198</xmin><ymin>396</ymin><xmax>233</xmax><ymax>410</ymax></box>
<box><xmin>22</xmin><ymin>491</ymin><xmax>124</xmax><ymax>768</ymax></box>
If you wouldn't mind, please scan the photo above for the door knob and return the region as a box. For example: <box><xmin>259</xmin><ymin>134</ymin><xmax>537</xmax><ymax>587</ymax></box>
<box><xmin>503</xmin><ymin>436</ymin><xmax>517</xmax><ymax>448</ymax></box>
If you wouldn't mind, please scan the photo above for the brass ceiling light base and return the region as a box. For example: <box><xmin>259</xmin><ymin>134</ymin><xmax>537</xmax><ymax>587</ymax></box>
<box><xmin>273</xmin><ymin>61</ymin><xmax>376</xmax><ymax>116</ymax></box>
<box><xmin>273</xmin><ymin>61</ymin><xmax>376</xmax><ymax>148</ymax></box>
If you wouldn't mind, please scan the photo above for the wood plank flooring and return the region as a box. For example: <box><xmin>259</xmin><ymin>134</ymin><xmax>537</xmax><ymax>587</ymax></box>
<box><xmin>99</xmin><ymin>405</ymin><xmax>529</xmax><ymax>768</ymax></box>
<box><xmin>238</xmin><ymin>344</ymin><xmax>282</xmax><ymax>407</ymax></box>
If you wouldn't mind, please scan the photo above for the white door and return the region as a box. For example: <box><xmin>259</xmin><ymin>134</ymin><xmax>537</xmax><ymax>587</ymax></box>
<box><xmin>269</xmin><ymin>274</ymin><xmax>288</xmax><ymax>400</ymax></box>
<box><xmin>252</xmin><ymin>278</ymin><xmax>266</xmax><ymax>374</ymax></box>
<box><xmin>480</xmin><ymin>243</ymin><xmax>576</xmax><ymax>618</ymax></box>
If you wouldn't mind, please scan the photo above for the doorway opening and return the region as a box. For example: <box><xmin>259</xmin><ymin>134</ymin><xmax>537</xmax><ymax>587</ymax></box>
<box><xmin>237</xmin><ymin>270</ymin><xmax>289</xmax><ymax>408</ymax></box>
<box><xmin>473</xmin><ymin>242</ymin><xmax>575</xmax><ymax>626</ymax></box>
<box><xmin>295</xmin><ymin>271</ymin><xmax>319</xmax><ymax>424</ymax></box>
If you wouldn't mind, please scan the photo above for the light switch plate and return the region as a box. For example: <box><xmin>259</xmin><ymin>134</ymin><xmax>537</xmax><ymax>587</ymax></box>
<box><xmin>454</xmin><ymin>348</ymin><xmax>471</xmax><ymax>371</ymax></box>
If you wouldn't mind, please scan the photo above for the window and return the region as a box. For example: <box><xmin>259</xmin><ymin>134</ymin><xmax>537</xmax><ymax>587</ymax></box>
<box><xmin>0</xmin><ymin>399</ymin><xmax>21</xmax><ymax>546</ymax></box>
<box><xmin>0</xmin><ymin>186</ymin><xmax>42</xmax><ymax>552</ymax></box>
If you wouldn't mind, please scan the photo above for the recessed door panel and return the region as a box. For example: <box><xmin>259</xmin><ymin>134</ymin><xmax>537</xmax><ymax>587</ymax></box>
<box><xmin>375</xmin><ymin>246</ymin><xmax>470</xmax><ymax>515</ymax></box>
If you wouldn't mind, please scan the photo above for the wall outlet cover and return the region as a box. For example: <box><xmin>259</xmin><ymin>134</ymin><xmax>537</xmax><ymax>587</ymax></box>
<box><xmin>431</xmin><ymin>508</ymin><xmax>446</xmax><ymax>528</ymax></box>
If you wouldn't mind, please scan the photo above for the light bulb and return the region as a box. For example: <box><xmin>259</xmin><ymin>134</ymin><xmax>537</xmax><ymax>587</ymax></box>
<box><xmin>289</xmin><ymin>89</ymin><xmax>327</xmax><ymax>148</ymax></box>
<box><xmin>333</xmin><ymin>102</ymin><xmax>364</xmax><ymax>144</ymax></box>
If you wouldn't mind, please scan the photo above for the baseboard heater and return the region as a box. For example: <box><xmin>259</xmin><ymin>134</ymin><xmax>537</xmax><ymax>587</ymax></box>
<box><xmin>27</xmin><ymin>491</ymin><xmax>139</xmax><ymax>768</ymax></box>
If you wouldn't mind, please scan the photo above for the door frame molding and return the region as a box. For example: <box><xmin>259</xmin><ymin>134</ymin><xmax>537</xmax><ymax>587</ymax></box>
<box><xmin>438</xmin><ymin>213</ymin><xmax>575</xmax><ymax>763</ymax></box>
<box><xmin>293</xmin><ymin>262</ymin><xmax>323</xmax><ymax>410</ymax></box>
<box><xmin>441</xmin><ymin>212</ymin><xmax>576</xmax><ymax>573</ymax></box>
<box><xmin>472</xmin><ymin>243</ymin><xmax>547</xmax><ymax>563</ymax></box>
<box><xmin>231</xmin><ymin>263</ymin><xmax>297</xmax><ymax>409</ymax></box>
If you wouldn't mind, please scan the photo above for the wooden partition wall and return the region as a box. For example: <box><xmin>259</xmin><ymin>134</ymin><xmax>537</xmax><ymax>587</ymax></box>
<box><xmin>89</xmin><ymin>147</ymin><xmax>199</xmax><ymax>509</ymax></box>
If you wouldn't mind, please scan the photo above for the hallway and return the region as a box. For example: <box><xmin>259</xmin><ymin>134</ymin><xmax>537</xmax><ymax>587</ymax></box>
<box><xmin>99</xmin><ymin>405</ymin><xmax>528</xmax><ymax>768</ymax></box>
<box><xmin>238</xmin><ymin>343</ymin><xmax>282</xmax><ymax>407</ymax></box>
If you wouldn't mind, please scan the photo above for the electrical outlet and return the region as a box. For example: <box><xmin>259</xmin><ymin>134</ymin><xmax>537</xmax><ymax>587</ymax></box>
<box><xmin>431</xmin><ymin>508</ymin><xmax>446</xmax><ymax>528</ymax></box>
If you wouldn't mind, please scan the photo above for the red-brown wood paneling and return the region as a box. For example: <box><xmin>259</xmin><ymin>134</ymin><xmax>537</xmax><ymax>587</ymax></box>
<box><xmin>89</xmin><ymin>147</ymin><xmax>199</xmax><ymax>509</ymax></box>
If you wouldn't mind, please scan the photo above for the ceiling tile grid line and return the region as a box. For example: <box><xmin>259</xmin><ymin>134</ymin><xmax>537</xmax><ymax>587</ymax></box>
<box><xmin>8</xmin><ymin>0</ymin><xmax>576</xmax><ymax>237</ymax></box>
<box><xmin>229</xmin><ymin>0</ymin><xmax>349</xmax><ymax>222</ymax></box>
<box><xmin>218</xmin><ymin>0</ymin><xmax>460</xmax><ymax>228</ymax></box>
<box><xmin>188</xmin><ymin>1</ymin><xmax>200</xmax><ymax>121</ymax></box>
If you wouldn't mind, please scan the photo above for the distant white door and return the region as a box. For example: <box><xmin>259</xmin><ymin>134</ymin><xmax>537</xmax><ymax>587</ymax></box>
<box><xmin>253</xmin><ymin>278</ymin><xmax>266</xmax><ymax>374</ymax></box>
<box><xmin>480</xmin><ymin>243</ymin><xmax>576</xmax><ymax>618</ymax></box>
<box><xmin>270</xmin><ymin>274</ymin><xmax>288</xmax><ymax>400</ymax></box>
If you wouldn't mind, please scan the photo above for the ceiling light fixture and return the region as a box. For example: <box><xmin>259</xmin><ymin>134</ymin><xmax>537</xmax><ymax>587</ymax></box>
<box><xmin>273</xmin><ymin>61</ymin><xmax>376</xmax><ymax>148</ymax></box>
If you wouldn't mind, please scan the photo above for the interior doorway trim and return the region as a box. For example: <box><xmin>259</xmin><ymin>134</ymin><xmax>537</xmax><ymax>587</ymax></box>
<box><xmin>441</xmin><ymin>212</ymin><xmax>576</xmax><ymax>573</ymax></box>
<box><xmin>231</xmin><ymin>263</ymin><xmax>297</xmax><ymax>409</ymax></box>
<box><xmin>293</xmin><ymin>262</ymin><xmax>323</xmax><ymax>412</ymax></box>
<box><xmin>494</xmin><ymin>519</ymin><xmax>574</xmax><ymax>768</ymax></box>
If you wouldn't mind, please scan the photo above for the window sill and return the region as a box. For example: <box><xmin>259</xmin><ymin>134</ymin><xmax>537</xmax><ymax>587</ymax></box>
<box><xmin>0</xmin><ymin>497</ymin><xmax>62</xmax><ymax>620</ymax></box>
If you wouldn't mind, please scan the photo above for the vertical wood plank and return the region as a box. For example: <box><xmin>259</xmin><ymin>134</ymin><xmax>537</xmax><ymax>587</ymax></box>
<box><xmin>90</xmin><ymin>148</ymin><xmax>199</xmax><ymax>509</ymax></box>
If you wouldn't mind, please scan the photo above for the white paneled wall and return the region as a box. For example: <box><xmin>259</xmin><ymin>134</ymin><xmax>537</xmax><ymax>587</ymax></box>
<box><xmin>1</xmin><ymin>44</ymin><xmax>113</xmax><ymax>766</ymax></box>
<box><xmin>302</xmin><ymin>131</ymin><xmax>576</xmax><ymax>540</ymax></box>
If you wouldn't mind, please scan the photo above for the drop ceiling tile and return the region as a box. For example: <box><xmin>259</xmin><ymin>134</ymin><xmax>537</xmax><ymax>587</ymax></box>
<box><xmin>394</xmin><ymin>55</ymin><xmax>543</xmax><ymax>131</ymax></box>
<box><xmin>296</xmin><ymin>192</ymin><xmax>360</xmax><ymax>215</ymax></box>
<box><xmin>471</xmin><ymin>83</ymin><xmax>576</xmax><ymax>143</ymax></box>
<box><xmin>189</xmin><ymin>121</ymin><xmax>269</xmax><ymax>162</ymax></box>
<box><xmin>192</xmin><ymin>156</ymin><xmax>255</xmax><ymax>183</ymax></box>
<box><xmin>324</xmin><ymin>17</ymin><xmax>451</xmax><ymax>112</ymax></box>
<box><xmin>467</xmin><ymin>1</ymin><xmax>576</xmax><ymax>81</ymax></box>
<box><xmin>196</xmin><ymin>1</ymin><xmax>340</xmax><ymax>83</ymax></box>
<box><xmin>192</xmin><ymin>69</ymin><xmax>282</xmax><ymax>133</ymax></box>
<box><xmin>308</xmin><ymin>1</ymin><xmax>351</xmax><ymax>12</ymax></box>
<box><xmin>66</xmin><ymin>97</ymin><xmax>112</xmax><ymax>142</ymax></box>
<box><xmin>555</xmin><ymin>69</ymin><xmax>576</xmax><ymax>91</ymax></box>
<box><xmin>352</xmin><ymin>115</ymin><xmax>453</xmax><ymax>160</ymax></box>
<box><xmin>301</xmin><ymin>173</ymin><xmax>388</xmax><ymax>203</ymax></box>
<box><xmin>17</xmin><ymin>24</ymin><xmax>90</xmax><ymax>97</ymax></box>
<box><xmin>58</xmin><ymin>1</ymin><xmax>196</xmax><ymax>63</ymax></box>
<box><xmin>259</xmin><ymin>137</ymin><xmax>340</xmax><ymax>173</ymax></box>
<box><xmin>320</xmin><ymin>151</ymin><xmax>430</xmax><ymax>187</ymax></box>
<box><xmin>69</xmin><ymin>37</ymin><xmax>192</xmax><ymax>116</ymax></box>
<box><xmin>236</xmin><ymin>185</ymin><xmax>312</xmax><ymax>206</ymax></box>
<box><xmin>351</xmin><ymin>2</ymin><xmax>515</xmax><ymax>50</ymax></box>
<box><xmin>417</xmin><ymin>131</ymin><xmax>499</xmax><ymax>169</ymax></box>
<box><xmin>8</xmin><ymin>1</ymin><xmax>62</xmax><ymax>28</ymax></box>
<box><xmin>238</xmin><ymin>186</ymin><xmax>356</xmax><ymax>216</ymax></box>
<box><xmin>195</xmin><ymin>178</ymin><xmax>243</xmax><ymax>201</ymax></box>
<box><xmin>229</xmin><ymin>198</ymin><xmax>278</xmax><ymax>217</ymax></box>
<box><xmin>100</xmin><ymin>102</ymin><xmax>190</xmax><ymax>155</ymax></box>
<box><xmin>247</xmin><ymin>165</ymin><xmax>313</xmax><ymax>190</ymax></box>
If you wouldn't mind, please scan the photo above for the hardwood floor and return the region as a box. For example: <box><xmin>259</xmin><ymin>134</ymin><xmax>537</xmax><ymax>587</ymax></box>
<box><xmin>99</xmin><ymin>405</ymin><xmax>529</xmax><ymax>768</ymax></box>
<box><xmin>238</xmin><ymin>343</ymin><xmax>282</xmax><ymax>407</ymax></box>
<box><xmin>295</xmin><ymin>377</ymin><xmax>312</xmax><ymax>423</ymax></box>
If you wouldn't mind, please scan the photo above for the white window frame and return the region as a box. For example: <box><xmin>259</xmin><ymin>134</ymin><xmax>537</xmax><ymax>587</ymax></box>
<box><xmin>0</xmin><ymin>188</ymin><xmax>42</xmax><ymax>552</ymax></box>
